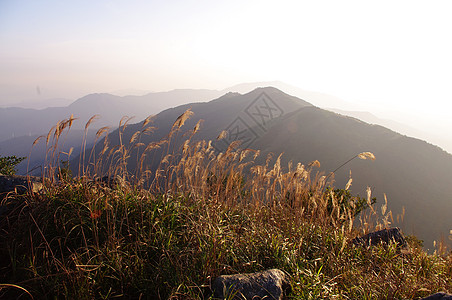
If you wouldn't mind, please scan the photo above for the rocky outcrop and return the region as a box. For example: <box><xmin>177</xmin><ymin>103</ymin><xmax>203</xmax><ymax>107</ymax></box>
<box><xmin>211</xmin><ymin>269</ymin><xmax>290</xmax><ymax>300</ymax></box>
<box><xmin>352</xmin><ymin>227</ymin><xmax>408</xmax><ymax>250</ymax></box>
<box><xmin>0</xmin><ymin>174</ymin><xmax>43</xmax><ymax>199</ymax></box>
<box><xmin>0</xmin><ymin>174</ymin><xmax>43</xmax><ymax>219</ymax></box>
<box><xmin>420</xmin><ymin>292</ymin><xmax>452</xmax><ymax>300</ymax></box>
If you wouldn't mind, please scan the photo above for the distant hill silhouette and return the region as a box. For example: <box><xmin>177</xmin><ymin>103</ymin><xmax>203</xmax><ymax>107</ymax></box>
<box><xmin>224</xmin><ymin>81</ymin><xmax>452</xmax><ymax>155</ymax></box>
<box><xmin>0</xmin><ymin>97</ymin><xmax>73</xmax><ymax>109</ymax></box>
<box><xmin>0</xmin><ymin>129</ymin><xmax>97</xmax><ymax>175</ymax></box>
<box><xmin>77</xmin><ymin>87</ymin><xmax>452</xmax><ymax>250</ymax></box>
<box><xmin>88</xmin><ymin>87</ymin><xmax>312</xmax><ymax>162</ymax></box>
<box><xmin>0</xmin><ymin>89</ymin><xmax>222</xmax><ymax>142</ymax></box>
<box><xmin>0</xmin><ymin>89</ymin><xmax>222</xmax><ymax>173</ymax></box>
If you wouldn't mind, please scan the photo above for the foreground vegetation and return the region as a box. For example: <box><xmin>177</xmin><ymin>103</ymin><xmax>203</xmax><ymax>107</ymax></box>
<box><xmin>1</xmin><ymin>112</ymin><xmax>451</xmax><ymax>299</ymax></box>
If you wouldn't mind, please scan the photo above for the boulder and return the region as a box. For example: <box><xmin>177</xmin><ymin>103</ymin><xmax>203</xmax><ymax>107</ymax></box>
<box><xmin>420</xmin><ymin>293</ymin><xmax>452</xmax><ymax>300</ymax></box>
<box><xmin>352</xmin><ymin>227</ymin><xmax>408</xmax><ymax>250</ymax></box>
<box><xmin>211</xmin><ymin>268</ymin><xmax>290</xmax><ymax>300</ymax></box>
<box><xmin>0</xmin><ymin>174</ymin><xmax>43</xmax><ymax>199</ymax></box>
<box><xmin>0</xmin><ymin>174</ymin><xmax>43</xmax><ymax>214</ymax></box>
<box><xmin>0</xmin><ymin>174</ymin><xmax>43</xmax><ymax>219</ymax></box>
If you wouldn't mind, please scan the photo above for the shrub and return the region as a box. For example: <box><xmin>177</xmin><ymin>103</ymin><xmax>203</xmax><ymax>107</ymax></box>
<box><xmin>0</xmin><ymin>155</ymin><xmax>25</xmax><ymax>176</ymax></box>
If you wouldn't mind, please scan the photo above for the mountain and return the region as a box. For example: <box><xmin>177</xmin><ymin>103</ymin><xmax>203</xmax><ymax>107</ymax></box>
<box><xmin>0</xmin><ymin>89</ymin><xmax>222</xmax><ymax>175</ymax></box>
<box><xmin>327</xmin><ymin>108</ymin><xmax>424</xmax><ymax>137</ymax></box>
<box><xmin>0</xmin><ymin>97</ymin><xmax>74</xmax><ymax>110</ymax></box>
<box><xmin>3</xmin><ymin>85</ymin><xmax>452</xmax><ymax>249</ymax></box>
<box><xmin>0</xmin><ymin>130</ymin><xmax>97</xmax><ymax>175</ymax></box>
<box><xmin>79</xmin><ymin>87</ymin><xmax>452</xmax><ymax>250</ymax></box>
<box><xmin>110</xmin><ymin>89</ymin><xmax>152</xmax><ymax>96</ymax></box>
<box><xmin>223</xmin><ymin>81</ymin><xmax>354</xmax><ymax>109</ymax></box>
<box><xmin>89</xmin><ymin>87</ymin><xmax>312</xmax><ymax>159</ymax></box>
<box><xmin>251</xmin><ymin>106</ymin><xmax>452</xmax><ymax>247</ymax></box>
<box><xmin>0</xmin><ymin>89</ymin><xmax>222</xmax><ymax>142</ymax></box>
<box><xmin>328</xmin><ymin>108</ymin><xmax>452</xmax><ymax>156</ymax></box>
<box><xmin>223</xmin><ymin>81</ymin><xmax>452</xmax><ymax>155</ymax></box>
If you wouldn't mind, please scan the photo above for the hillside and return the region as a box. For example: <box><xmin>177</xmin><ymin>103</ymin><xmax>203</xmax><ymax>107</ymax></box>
<box><xmin>223</xmin><ymin>81</ymin><xmax>452</xmax><ymax>155</ymax></box>
<box><xmin>1</xmin><ymin>109</ymin><xmax>452</xmax><ymax>298</ymax></box>
<box><xmin>78</xmin><ymin>87</ymin><xmax>452</xmax><ymax>249</ymax></box>
<box><xmin>251</xmin><ymin>107</ymin><xmax>452</xmax><ymax>248</ymax></box>
<box><xmin>76</xmin><ymin>87</ymin><xmax>311</xmax><ymax>174</ymax></box>
<box><xmin>327</xmin><ymin>108</ymin><xmax>425</xmax><ymax>139</ymax></box>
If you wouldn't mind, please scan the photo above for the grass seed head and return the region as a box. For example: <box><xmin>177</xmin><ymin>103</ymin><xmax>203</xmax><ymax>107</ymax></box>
<box><xmin>358</xmin><ymin>152</ymin><xmax>376</xmax><ymax>160</ymax></box>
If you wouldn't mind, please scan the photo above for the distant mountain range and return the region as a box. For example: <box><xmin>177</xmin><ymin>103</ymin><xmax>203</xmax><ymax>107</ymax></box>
<box><xmin>0</xmin><ymin>80</ymin><xmax>398</xmax><ymax>143</ymax></box>
<box><xmin>0</xmin><ymin>130</ymin><xmax>97</xmax><ymax>175</ymax></box>
<box><xmin>225</xmin><ymin>82</ymin><xmax>452</xmax><ymax>155</ymax></box>
<box><xmin>0</xmin><ymin>89</ymin><xmax>223</xmax><ymax>142</ymax></box>
<box><xmin>76</xmin><ymin>87</ymin><xmax>452</xmax><ymax>250</ymax></box>
<box><xmin>0</xmin><ymin>97</ymin><xmax>74</xmax><ymax>109</ymax></box>
<box><xmin>1</xmin><ymin>82</ymin><xmax>349</xmax><ymax>173</ymax></box>
<box><xmin>0</xmin><ymin>89</ymin><xmax>222</xmax><ymax>173</ymax></box>
<box><xmin>1</xmin><ymin>81</ymin><xmax>451</xmax><ymax>152</ymax></box>
<box><xmin>327</xmin><ymin>108</ymin><xmax>425</xmax><ymax>138</ymax></box>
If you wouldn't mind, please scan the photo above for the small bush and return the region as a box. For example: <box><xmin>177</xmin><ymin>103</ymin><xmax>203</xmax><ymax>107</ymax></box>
<box><xmin>0</xmin><ymin>155</ymin><xmax>25</xmax><ymax>175</ymax></box>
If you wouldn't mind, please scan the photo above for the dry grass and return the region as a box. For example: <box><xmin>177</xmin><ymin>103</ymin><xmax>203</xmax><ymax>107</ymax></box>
<box><xmin>0</xmin><ymin>110</ymin><xmax>451</xmax><ymax>299</ymax></box>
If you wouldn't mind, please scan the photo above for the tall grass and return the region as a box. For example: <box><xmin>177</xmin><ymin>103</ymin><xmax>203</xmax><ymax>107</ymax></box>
<box><xmin>0</xmin><ymin>111</ymin><xmax>451</xmax><ymax>299</ymax></box>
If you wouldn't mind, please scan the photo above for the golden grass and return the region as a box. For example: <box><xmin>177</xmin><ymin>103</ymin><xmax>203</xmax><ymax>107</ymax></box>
<box><xmin>3</xmin><ymin>110</ymin><xmax>450</xmax><ymax>299</ymax></box>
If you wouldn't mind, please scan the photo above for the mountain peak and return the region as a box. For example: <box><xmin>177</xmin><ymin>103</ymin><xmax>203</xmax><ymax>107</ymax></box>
<box><xmin>222</xmin><ymin>81</ymin><xmax>286</xmax><ymax>94</ymax></box>
<box><xmin>246</xmin><ymin>86</ymin><xmax>284</xmax><ymax>94</ymax></box>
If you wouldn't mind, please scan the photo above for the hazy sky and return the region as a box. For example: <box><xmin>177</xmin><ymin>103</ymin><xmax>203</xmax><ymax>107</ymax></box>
<box><xmin>1</xmin><ymin>0</ymin><xmax>451</xmax><ymax>141</ymax></box>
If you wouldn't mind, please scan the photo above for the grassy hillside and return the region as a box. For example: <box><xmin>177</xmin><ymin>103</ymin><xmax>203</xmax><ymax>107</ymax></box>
<box><xmin>76</xmin><ymin>87</ymin><xmax>452</xmax><ymax>250</ymax></box>
<box><xmin>251</xmin><ymin>106</ymin><xmax>452</xmax><ymax>249</ymax></box>
<box><xmin>1</xmin><ymin>113</ymin><xmax>452</xmax><ymax>299</ymax></box>
<box><xmin>72</xmin><ymin>87</ymin><xmax>312</xmax><ymax>182</ymax></box>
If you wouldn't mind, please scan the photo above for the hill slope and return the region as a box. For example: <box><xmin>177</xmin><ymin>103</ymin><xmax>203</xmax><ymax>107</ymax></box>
<box><xmin>79</xmin><ymin>87</ymin><xmax>452</xmax><ymax>249</ymax></box>
<box><xmin>252</xmin><ymin>106</ymin><xmax>452</xmax><ymax>248</ymax></box>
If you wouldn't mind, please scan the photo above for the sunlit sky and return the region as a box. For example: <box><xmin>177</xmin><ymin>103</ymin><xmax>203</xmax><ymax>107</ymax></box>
<box><xmin>1</xmin><ymin>0</ymin><xmax>452</xmax><ymax>148</ymax></box>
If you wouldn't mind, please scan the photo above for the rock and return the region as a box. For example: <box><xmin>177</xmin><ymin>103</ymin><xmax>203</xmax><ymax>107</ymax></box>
<box><xmin>211</xmin><ymin>268</ymin><xmax>290</xmax><ymax>300</ymax></box>
<box><xmin>0</xmin><ymin>174</ymin><xmax>43</xmax><ymax>219</ymax></box>
<box><xmin>352</xmin><ymin>227</ymin><xmax>408</xmax><ymax>250</ymax></box>
<box><xmin>0</xmin><ymin>174</ymin><xmax>43</xmax><ymax>199</ymax></box>
<box><xmin>420</xmin><ymin>292</ymin><xmax>452</xmax><ymax>300</ymax></box>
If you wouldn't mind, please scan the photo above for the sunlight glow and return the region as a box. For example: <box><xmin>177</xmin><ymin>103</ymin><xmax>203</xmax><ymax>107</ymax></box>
<box><xmin>0</xmin><ymin>0</ymin><xmax>451</xmax><ymax>149</ymax></box>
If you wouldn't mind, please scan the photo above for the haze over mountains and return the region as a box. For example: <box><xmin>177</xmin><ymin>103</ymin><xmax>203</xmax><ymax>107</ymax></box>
<box><xmin>1</xmin><ymin>81</ymin><xmax>451</xmax><ymax>154</ymax></box>
<box><xmin>0</xmin><ymin>98</ymin><xmax>74</xmax><ymax>110</ymax></box>
<box><xmin>0</xmin><ymin>89</ymin><xmax>221</xmax><ymax>174</ymax></box>
<box><xmin>0</xmin><ymin>89</ymin><xmax>221</xmax><ymax>140</ymax></box>
<box><xmin>1</xmin><ymin>81</ymin><xmax>451</xmax><ymax>175</ymax></box>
